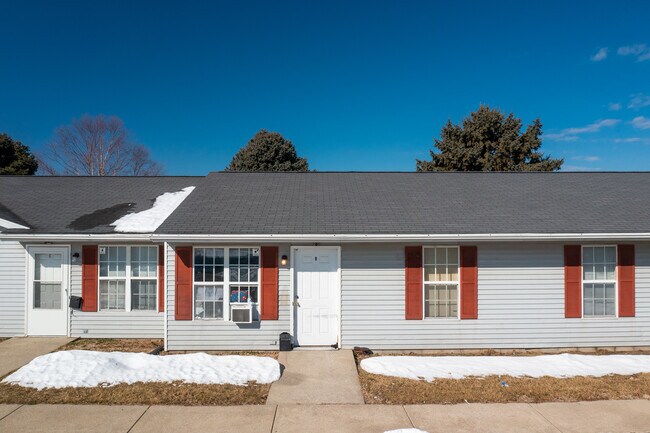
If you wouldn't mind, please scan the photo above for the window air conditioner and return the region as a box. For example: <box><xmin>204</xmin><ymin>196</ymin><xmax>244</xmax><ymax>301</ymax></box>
<box><xmin>231</xmin><ymin>303</ymin><xmax>253</xmax><ymax>324</ymax></box>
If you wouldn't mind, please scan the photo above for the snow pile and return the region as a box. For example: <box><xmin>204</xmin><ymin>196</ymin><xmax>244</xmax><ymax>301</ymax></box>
<box><xmin>111</xmin><ymin>186</ymin><xmax>195</xmax><ymax>233</ymax></box>
<box><xmin>361</xmin><ymin>354</ymin><xmax>650</xmax><ymax>381</ymax></box>
<box><xmin>2</xmin><ymin>350</ymin><xmax>281</xmax><ymax>390</ymax></box>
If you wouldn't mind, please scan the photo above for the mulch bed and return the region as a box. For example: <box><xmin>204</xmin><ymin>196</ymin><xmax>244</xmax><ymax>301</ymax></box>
<box><xmin>355</xmin><ymin>350</ymin><xmax>650</xmax><ymax>404</ymax></box>
<box><xmin>0</xmin><ymin>382</ymin><xmax>271</xmax><ymax>405</ymax></box>
<box><xmin>0</xmin><ymin>339</ymin><xmax>278</xmax><ymax>405</ymax></box>
<box><xmin>58</xmin><ymin>338</ymin><xmax>163</xmax><ymax>353</ymax></box>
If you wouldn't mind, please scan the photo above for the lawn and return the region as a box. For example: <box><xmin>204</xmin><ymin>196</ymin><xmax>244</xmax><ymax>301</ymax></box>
<box><xmin>355</xmin><ymin>350</ymin><xmax>650</xmax><ymax>404</ymax></box>
<box><xmin>0</xmin><ymin>338</ymin><xmax>279</xmax><ymax>406</ymax></box>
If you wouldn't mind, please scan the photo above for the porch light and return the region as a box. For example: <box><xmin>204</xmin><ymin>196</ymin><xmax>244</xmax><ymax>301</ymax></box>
<box><xmin>281</xmin><ymin>255</ymin><xmax>288</xmax><ymax>266</ymax></box>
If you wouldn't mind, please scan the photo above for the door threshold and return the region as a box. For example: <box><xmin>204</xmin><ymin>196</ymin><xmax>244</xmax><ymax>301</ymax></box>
<box><xmin>292</xmin><ymin>346</ymin><xmax>338</xmax><ymax>351</ymax></box>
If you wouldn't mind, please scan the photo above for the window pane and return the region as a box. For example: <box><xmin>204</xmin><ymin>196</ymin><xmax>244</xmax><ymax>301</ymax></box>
<box><xmin>605</xmin><ymin>283</ymin><xmax>615</xmax><ymax>300</ymax></box>
<box><xmin>605</xmin><ymin>300</ymin><xmax>615</xmax><ymax>316</ymax></box>
<box><xmin>435</xmin><ymin>265</ymin><xmax>446</xmax><ymax>281</ymax></box>
<box><xmin>194</xmin><ymin>265</ymin><xmax>204</xmax><ymax>282</ymax></box>
<box><xmin>99</xmin><ymin>280</ymin><xmax>125</xmax><ymax>311</ymax></box>
<box><xmin>250</xmin><ymin>249</ymin><xmax>260</xmax><ymax>265</ymax></box>
<box><xmin>194</xmin><ymin>248</ymin><xmax>204</xmax><ymax>265</ymax></box>
<box><xmin>250</xmin><ymin>286</ymin><xmax>258</xmax><ymax>303</ymax></box>
<box><xmin>448</xmin><ymin>285</ymin><xmax>458</xmax><ymax>303</ymax></box>
<box><xmin>424</xmin><ymin>266</ymin><xmax>436</xmax><ymax>282</ymax></box>
<box><xmin>448</xmin><ymin>264</ymin><xmax>459</xmax><ymax>281</ymax></box>
<box><xmin>230</xmin><ymin>267</ymin><xmax>239</xmax><ymax>282</ymax></box>
<box><xmin>594</xmin><ymin>247</ymin><xmax>605</xmax><ymax>264</ymax></box>
<box><xmin>34</xmin><ymin>283</ymin><xmax>62</xmax><ymax>309</ymax></box>
<box><xmin>594</xmin><ymin>284</ymin><xmax>604</xmax><ymax>299</ymax></box>
<box><xmin>605</xmin><ymin>247</ymin><xmax>616</xmax><ymax>263</ymax></box>
<box><xmin>240</xmin><ymin>248</ymin><xmax>249</xmax><ymax>265</ymax></box>
<box><xmin>595</xmin><ymin>265</ymin><xmax>605</xmax><ymax>280</ymax></box>
<box><xmin>605</xmin><ymin>264</ymin><xmax>615</xmax><ymax>280</ymax></box>
<box><xmin>215</xmin><ymin>266</ymin><xmax>224</xmax><ymax>282</ymax></box>
<box><xmin>205</xmin><ymin>248</ymin><xmax>214</xmax><ymax>265</ymax></box>
<box><xmin>583</xmin><ymin>247</ymin><xmax>594</xmax><ymax>264</ymax></box>
<box><xmin>132</xmin><ymin>280</ymin><xmax>156</xmax><ymax>311</ymax></box>
<box><xmin>584</xmin><ymin>300</ymin><xmax>594</xmax><ymax>316</ymax></box>
<box><xmin>584</xmin><ymin>284</ymin><xmax>594</xmax><ymax>299</ymax></box>
<box><xmin>230</xmin><ymin>248</ymin><xmax>239</xmax><ymax>265</ymax></box>
<box><xmin>205</xmin><ymin>265</ymin><xmax>214</xmax><ymax>282</ymax></box>
<box><xmin>583</xmin><ymin>264</ymin><xmax>594</xmax><ymax>281</ymax></box>
<box><xmin>424</xmin><ymin>248</ymin><xmax>435</xmax><ymax>265</ymax></box>
<box><xmin>239</xmin><ymin>267</ymin><xmax>249</xmax><ymax>282</ymax></box>
<box><xmin>594</xmin><ymin>300</ymin><xmax>605</xmax><ymax>316</ymax></box>
<box><xmin>448</xmin><ymin>248</ymin><xmax>458</xmax><ymax>264</ymax></box>
<box><xmin>249</xmin><ymin>267</ymin><xmax>259</xmax><ymax>283</ymax></box>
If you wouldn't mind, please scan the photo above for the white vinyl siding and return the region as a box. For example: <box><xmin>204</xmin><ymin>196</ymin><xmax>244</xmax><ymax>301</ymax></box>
<box><xmin>340</xmin><ymin>242</ymin><xmax>650</xmax><ymax>350</ymax></box>
<box><xmin>69</xmin><ymin>244</ymin><xmax>163</xmax><ymax>339</ymax></box>
<box><xmin>166</xmin><ymin>243</ymin><xmax>290</xmax><ymax>351</ymax></box>
<box><xmin>0</xmin><ymin>240</ymin><xmax>26</xmax><ymax>336</ymax></box>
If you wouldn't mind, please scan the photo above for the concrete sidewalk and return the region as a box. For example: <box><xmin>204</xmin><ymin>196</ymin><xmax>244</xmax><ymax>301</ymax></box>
<box><xmin>1</xmin><ymin>401</ymin><xmax>649</xmax><ymax>433</ymax></box>
<box><xmin>267</xmin><ymin>349</ymin><xmax>365</xmax><ymax>404</ymax></box>
<box><xmin>0</xmin><ymin>337</ymin><xmax>74</xmax><ymax>377</ymax></box>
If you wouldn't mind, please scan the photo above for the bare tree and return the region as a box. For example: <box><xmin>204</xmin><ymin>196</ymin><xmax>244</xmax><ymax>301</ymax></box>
<box><xmin>39</xmin><ymin>115</ymin><xmax>163</xmax><ymax>176</ymax></box>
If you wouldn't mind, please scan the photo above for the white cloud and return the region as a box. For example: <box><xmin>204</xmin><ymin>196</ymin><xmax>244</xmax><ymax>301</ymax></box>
<box><xmin>631</xmin><ymin>116</ymin><xmax>650</xmax><ymax>130</ymax></box>
<box><xmin>546</xmin><ymin>119</ymin><xmax>620</xmax><ymax>141</ymax></box>
<box><xmin>590</xmin><ymin>47</ymin><xmax>608</xmax><ymax>61</ymax></box>
<box><xmin>613</xmin><ymin>137</ymin><xmax>642</xmax><ymax>143</ymax></box>
<box><xmin>608</xmin><ymin>102</ymin><xmax>622</xmax><ymax>111</ymax></box>
<box><xmin>628</xmin><ymin>93</ymin><xmax>650</xmax><ymax>110</ymax></box>
<box><xmin>618</xmin><ymin>44</ymin><xmax>650</xmax><ymax>62</ymax></box>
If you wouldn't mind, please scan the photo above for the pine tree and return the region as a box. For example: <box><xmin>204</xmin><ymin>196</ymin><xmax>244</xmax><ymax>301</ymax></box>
<box><xmin>226</xmin><ymin>130</ymin><xmax>309</xmax><ymax>172</ymax></box>
<box><xmin>0</xmin><ymin>133</ymin><xmax>38</xmax><ymax>175</ymax></box>
<box><xmin>416</xmin><ymin>105</ymin><xmax>563</xmax><ymax>172</ymax></box>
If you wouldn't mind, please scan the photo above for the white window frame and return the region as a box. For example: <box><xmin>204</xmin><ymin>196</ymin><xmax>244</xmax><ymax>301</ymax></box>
<box><xmin>97</xmin><ymin>245</ymin><xmax>159</xmax><ymax>313</ymax></box>
<box><xmin>422</xmin><ymin>246</ymin><xmax>460</xmax><ymax>320</ymax></box>
<box><xmin>581</xmin><ymin>245</ymin><xmax>618</xmax><ymax>319</ymax></box>
<box><xmin>192</xmin><ymin>246</ymin><xmax>261</xmax><ymax>321</ymax></box>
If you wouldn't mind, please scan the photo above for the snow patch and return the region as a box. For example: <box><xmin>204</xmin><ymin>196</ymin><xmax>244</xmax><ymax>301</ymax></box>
<box><xmin>2</xmin><ymin>350</ymin><xmax>281</xmax><ymax>390</ymax></box>
<box><xmin>111</xmin><ymin>186</ymin><xmax>194</xmax><ymax>233</ymax></box>
<box><xmin>361</xmin><ymin>354</ymin><xmax>650</xmax><ymax>380</ymax></box>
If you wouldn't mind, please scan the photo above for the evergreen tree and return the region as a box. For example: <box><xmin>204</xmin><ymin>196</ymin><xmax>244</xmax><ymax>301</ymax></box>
<box><xmin>0</xmin><ymin>133</ymin><xmax>38</xmax><ymax>175</ymax></box>
<box><xmin>226</xmin><ymin>130</ymin><xmax>309</xmax><ymax>172</ymax></box>
<box><xmin>416</xmin><ymin>105</ymin><xmax>563</xmax><ymax>172</ymax></box>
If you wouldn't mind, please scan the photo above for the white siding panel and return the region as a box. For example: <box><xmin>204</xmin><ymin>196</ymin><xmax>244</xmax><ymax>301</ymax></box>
<box><xmin>166</xmin><ymin>243</ymin><xmax>291</xmax><ymax>351</ymax></box>
<box><xmin>69</xmin><ymin>243</ymin><xmax>164</xmax><ymax>339</ymax></box>
<box><xmin>340</xmin><ymin>243</ymin><xmax>650</xmax><ymax>350</ymax></box>
<box><xmin>0</xmin><ymin>240</ymin><xmax>26</xmax><ymax>336</ymax></box>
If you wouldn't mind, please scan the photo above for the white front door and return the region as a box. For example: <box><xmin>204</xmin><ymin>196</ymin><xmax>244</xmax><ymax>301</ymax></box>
<box><xmin>294</xmin><ymin>247</ymin><xmax>339</xmax><ymax>346</ymax></box>
<box><xmin>27</xmin><ymin>247</ymin><xmax>69</xmax><ymax>336</ymax></box>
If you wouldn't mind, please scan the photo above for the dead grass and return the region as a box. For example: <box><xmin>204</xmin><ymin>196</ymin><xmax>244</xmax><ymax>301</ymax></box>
<box><xmin>355</xmin><ymin>351</ymin><xmax>650</xmax><ymax>404</ymax></box>
<box><xmin>0</xmin><ymin>338</ymin><xmax>9</xmax><ymax>343</ymax></box>
<box><xmin>0</xmin><ymin>382</ymin><xmax>270</xmax><ymax>406</ymax></box>
<box><xmin>59</xmin><ymin>338</ymin><xmax>163</xmax><ymax>353</ymax></box>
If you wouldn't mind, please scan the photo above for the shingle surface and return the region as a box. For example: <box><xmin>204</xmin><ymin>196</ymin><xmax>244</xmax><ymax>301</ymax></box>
<box><xmin>155</xmin><ymin>172</ymin><xmax>650</xmax><ymax>235</ymax></box>
<box><xmin>0</xmin><ymin>176</ymin><xmax>200</xmax><ymax>234</ymax></box>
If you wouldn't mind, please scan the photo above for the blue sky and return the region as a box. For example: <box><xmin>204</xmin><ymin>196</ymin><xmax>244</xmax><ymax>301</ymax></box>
<box><xmin>1</xmin><ymin>0</ymin><xmax>650</xmax><ymax>174</ymax></box>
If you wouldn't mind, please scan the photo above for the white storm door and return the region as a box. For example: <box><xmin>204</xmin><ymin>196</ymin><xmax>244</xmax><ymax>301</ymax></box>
<box><xmin>27</xmin><ymin>247</ymin><xmax>69</xmax><ymax>336</ymax></box>
<box><xmin>294</xmin><ymin>247</ymin><xmax>339</xmax><ymax>346</ymax></box>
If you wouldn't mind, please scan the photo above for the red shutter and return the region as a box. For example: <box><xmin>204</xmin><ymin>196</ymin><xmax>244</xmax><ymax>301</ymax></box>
<box><xmin>260</xmin><ymin>246</ymin><xmax>279</xmax><ymax>320</ymax></box>
<box><xmin>81</xmin><ymin>245</ymin><xmax>98</xmax><ymax>312</ymax></box>
<box><xmin>405</xmin><ymin>246</ymin><xmax>423</xmax><ymax>320</ymax></box>
<box><xmin>564</xmin><ymin>245</ymin><xmax>582</xmax><ymax>318</ymax></box>
<box><xmin>618</xmin><ymin>244</ymin><xmax>635</xmax><ymax>317</ymax></box>
<box><xmin>158</xmin><ymin>245</ymin><xmax>165</xmax><ymax>313</ymax></box>
<box><xmin>460</xmin><ymin>246</ymin><xmax>478</xmax><ymax>319</ymax></box>
<box><xmin>175</xmin><ymin>246</ymin><xmax>193</xmax><ymax>320</ymax></box>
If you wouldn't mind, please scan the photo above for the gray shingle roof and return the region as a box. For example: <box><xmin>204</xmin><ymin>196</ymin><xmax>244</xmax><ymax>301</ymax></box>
<box><xmin>0</xmin><ymin>176</ymin><xmax>200</xmax><ymax>234</ymax></box>
<box><xmin>155</xmin><ymin>172</ymin><xmax>650</xmax><ymax>235</ymax></box>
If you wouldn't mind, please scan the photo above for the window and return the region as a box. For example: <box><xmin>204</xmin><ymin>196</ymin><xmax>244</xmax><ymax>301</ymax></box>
<box><xmin>194</xmin><ymin>248</ymin><xmax>225</xmax><ymax>319</ymax></box>
<box><xmin>193</xmin><ymin>247</ymin><xmax>260</xmax><ymax>320</ymax></box>
<box><xmin>583</xmin><ymin>246</ymin><xmax>616</xmax><ymax>317</ymax></box>
<box><xmin>131</xmin><ymin>246</ymin><xmax>158</xmax><ymax>311</ymax></box>
<box><xmin>423</xmin><ymin>247</ymin><xmax>459</xmax><ymax>318</ymax></box>
<box><xmin>98</xmin><ymin>246</ymin><xmax>158</xmax><ymax>311</ymax></box>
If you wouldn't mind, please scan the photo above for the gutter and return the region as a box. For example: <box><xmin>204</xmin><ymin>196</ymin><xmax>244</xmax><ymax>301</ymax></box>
<box><xmin>3</xmin><ymin>232</ymin><xmax>650</xmax><ymax>243</ymax></box>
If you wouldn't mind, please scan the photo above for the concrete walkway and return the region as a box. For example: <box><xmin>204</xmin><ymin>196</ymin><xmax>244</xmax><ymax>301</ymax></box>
<box><xmin>0</xmin><ymin>337</ymin><xmax>74</xmax><ymax>377</ymax></box>
<box><xmin>267</xmin><ymin>349</ymin><xmax>365</xmax><ymax>404</ymax></box>
<box><xmin>1</xmin><ymin>401</ymin><xmax>649</xmax><ymax>432</ymax></box>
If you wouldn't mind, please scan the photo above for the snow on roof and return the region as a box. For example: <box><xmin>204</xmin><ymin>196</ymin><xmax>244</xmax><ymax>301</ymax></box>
<box><xmin>2</xmin><ymin>350</ymin><xmax>281</xmax><ymax>389</ymax></box>
<box><xmin>361</xmin><ymin>353</ymin><xmax>650</xmax><ymax>380</ymax></box>
<box><xmin>111</xmin><ymin>186</ymin><xmax>195</xmax><ymax>233</ymax></box>
<box><xmin>0</xmin><ymin>217</ymin><xmax>29</xmax><ymax>230</ymax></box>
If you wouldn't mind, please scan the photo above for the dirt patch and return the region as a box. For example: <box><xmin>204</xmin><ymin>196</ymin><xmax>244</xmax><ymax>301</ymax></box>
<box><xmin>0</xmin><ymin>382</ymin><xmax>270</xmax><ymax>405</ymax></box>
<box><xmin>59</xmin><ymin>338</ymin><xmax>163</xmax><ymax>353</ymax></box>
<box><xmin>355</xmin><ymin>350</ymin><xmax>650</xmax><ymax>404</ymax></box>
<box><xmin>0</xmin><ymin>338</ymin><xmax>9</xmax><ymax>343</ymax></box>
